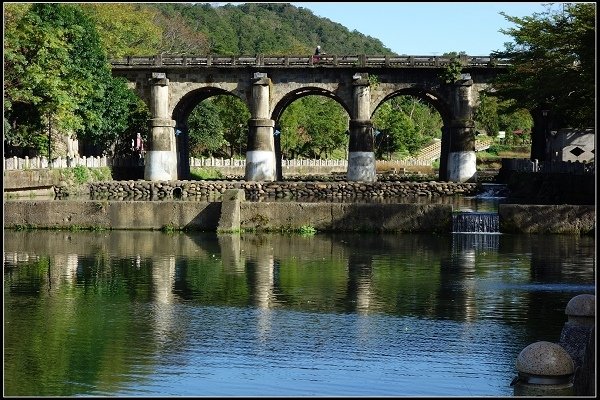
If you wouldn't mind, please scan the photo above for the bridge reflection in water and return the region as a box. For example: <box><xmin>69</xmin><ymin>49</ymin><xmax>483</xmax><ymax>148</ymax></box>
<box><xmin>3</xmin><ymin>230</ymin><xmax>594</xmax><ymax>397</ymax></box>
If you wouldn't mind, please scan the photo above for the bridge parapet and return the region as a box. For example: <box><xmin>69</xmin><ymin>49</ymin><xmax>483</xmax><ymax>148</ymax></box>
<box><xmin>110</xmin><ymin>54</ymin><xmax>511</xmax><ymax>69</ymax></box>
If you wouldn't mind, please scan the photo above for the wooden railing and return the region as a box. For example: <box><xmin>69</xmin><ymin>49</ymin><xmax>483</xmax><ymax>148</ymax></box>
<box><xmin>110</xmin><ymin>54</ymin><xmax>511</xmax><ymax>68</ymax></box>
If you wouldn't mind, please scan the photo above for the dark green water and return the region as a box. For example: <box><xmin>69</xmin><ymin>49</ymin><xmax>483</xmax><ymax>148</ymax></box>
<box><xmin>3</xmin><ymin>230</ymin><xmax>595</xmax><ymax>396</ymax></box>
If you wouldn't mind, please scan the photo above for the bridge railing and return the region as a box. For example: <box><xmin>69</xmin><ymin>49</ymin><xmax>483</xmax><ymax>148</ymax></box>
<box><xmin>110</xmin><ymin>54</ymin><xmax>511</xmax><ymax>68</ymax></box>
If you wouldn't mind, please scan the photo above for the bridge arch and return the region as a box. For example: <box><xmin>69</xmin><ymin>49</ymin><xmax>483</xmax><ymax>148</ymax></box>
<box><xmin>271</xmin><ymin>87</ymin><xmax>351</xmax><ymax>123</ymax></box>
<box><xmin>369</xmin><ymin>87</ymin><xmax>452</xmax><ymax>167</ymax></box>
<box><xmin>170</xmin><ymin>87</ymin><xmax>248</xmax><ymax>179</ymax></box>
<box><xmin>271</xmin><ymin>88</ymin><xmax>351</xmax><ymax>180</ymax></box>
<box><xmin>171</xmin><ymin>86</ymin><xmax>242</xmax><ymax>124</ymax></box>
<box><xmin>372</xmin><ymin>86</ymin><xmax>452</xmax><ymax>124</ymax></box>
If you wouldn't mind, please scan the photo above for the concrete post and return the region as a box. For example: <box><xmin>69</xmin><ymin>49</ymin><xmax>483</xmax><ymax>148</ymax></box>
<box><xmin>512</xmin><ymin>341</ymin><xmax>575</xmax><ymax>396</ymax></box>
<box><xmin>559</xmin><ymin>294</ymin><xmax>595</xmax><ymax>396</ymax></box>
<box><xmin>446</xmin><ymin>78</ymin><xmax>476</xmax><ymax>183</ymax></box>
<box><xmin>245</xmin><ymin>72</ymin><xmax>276</xmax><ymax>181</ymax></box>
<box><xmin>217</xmin><ymin>189</ymin><xmax>245</xmax><ymax>233</ymax></box>
<box><xmin>145</xmin><ymin>73</ymin><xmax>178</xmax><ymax>181</ymax></box>
<box><xmin>348</xmin><ymin>73</ymin><xmax>376</xmax><ymax>182</ymax></box>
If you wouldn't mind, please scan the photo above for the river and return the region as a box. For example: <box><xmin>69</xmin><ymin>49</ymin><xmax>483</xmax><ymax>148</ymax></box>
<box><xmin>3</xmin><ymin>229</ymin><xmax>595</xmax><ymax>396</ymax></box>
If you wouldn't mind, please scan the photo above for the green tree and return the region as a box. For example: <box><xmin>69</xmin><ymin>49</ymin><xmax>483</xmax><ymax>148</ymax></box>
<box><xmin>498</xmin><ymin>102</ymin><xmax>533</xmax><ymax>145</ymax></box>
<box><xmin>188</xmin><ymin>100</ymin><xmax>226</xmax><ymax>157</ymax></box>
<box><xmin>301</xmin><ymin>96</ymin><xmax>348</xmax><ymax>158</ymax></box>
<box><xmin>4</xmin><ymin>3</ymin><xmax>150</xmax><ymax>157</ymax></box>
<box><xmin>491</xmin><ymin>3</ymin><xmax>595</xmax><ymax>127</ymax></box>
<box><xmin>280</xmin><ymin>101</ymin><xmax>311</xmax><ymax>159</ymax></box>
<box><xmin>4</xmin><ymin>4</ymin><xmax>92</xmax><ymax>155</ymax></box>
<box><xmin>373</xmin><ymin>96</ymin><xmax>442</xmax><ymax>159</ymax></box>
<box><xmin>279</xmin><ymin>96</ymin><xmax>348</xmax><ymax>159</ymax></box>
<box><xmin>212</xmin><ymin>95</ymin><xmax>251</xmax><ymax>158</ymax></box>
<box><xmin>79</xmin><ymin>3</ymin><xmax>163</xmax><ymax>58</ymax></box>
<box><xmin>97</xmin><ymin>78</ymin><xmax>151</xmax><ymax>156</ymax></box>
<box><xmin>474</xmin><ymin>93</ymin><xmax>533</xmax><ymax>144</ymax></box>
<box><xmin>474</xmin><ymin>92</ymin><xmax>499</xmax><ymax>136</ymax></box>
<box><xmin>438</xmin><ymin>52</ymin><xmax>465</xmax><ymax>84</ymax></box>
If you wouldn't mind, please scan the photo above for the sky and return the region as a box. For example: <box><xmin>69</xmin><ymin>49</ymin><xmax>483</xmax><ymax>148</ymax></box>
<box><xmin>286</xmin><ymin>2</ymin><xmax>554</xmax><ymax>56</ymax></box>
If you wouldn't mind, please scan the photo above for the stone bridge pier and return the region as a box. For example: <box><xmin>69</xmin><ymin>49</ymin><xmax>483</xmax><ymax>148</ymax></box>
<box><xmin>348</xmin><ymin>73</ymin><xmax>376</xmax><ymax>182</ymax></box>
<box><xmin>246</xmin><ymin>72</ymin><xmax>276</xmax><ymax>181</ymax></box>
<box><xmin>443</xmin><ymin>77</ymin><xmax>477</xmax><ymax>182</ymax></box>
<box><xmin>145</xmin><ymin>73</ymin><xmax>178</xmax><ymax>181</ymax></box>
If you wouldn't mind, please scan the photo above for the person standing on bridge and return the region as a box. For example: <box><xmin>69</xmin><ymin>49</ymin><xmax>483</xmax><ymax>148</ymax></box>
<box><xmin>313</xmin><ymin>45</ymin><xmax>322</xmax><ymax>63</ymax></box>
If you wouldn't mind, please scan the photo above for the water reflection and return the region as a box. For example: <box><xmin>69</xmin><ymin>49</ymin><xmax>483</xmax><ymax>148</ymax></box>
<box><xmin>3</xmin><ymin>230</ymin><xmax>595</xmax><ymax>396</ymax></box>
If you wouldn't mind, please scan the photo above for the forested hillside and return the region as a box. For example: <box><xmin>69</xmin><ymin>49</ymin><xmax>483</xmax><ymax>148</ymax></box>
<box><xmin>149</xmin><ymin>3</ymin><xmax>395</xmax><ymax>56</ymax></box>
<box><xmin>82</xmin><ymin>2</ymin><xmax>395</xmax><ymax>58</ymax></box>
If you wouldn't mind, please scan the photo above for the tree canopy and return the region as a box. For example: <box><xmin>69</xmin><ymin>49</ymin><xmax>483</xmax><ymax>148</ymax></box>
<box><xmin>4</xmin><ymin>3</ymin><xmax>148</xmax><ymax>157</ymax></box>
<box><xmin>490</xmin><ymin>3</ymin><xmax>595</xmax><ymax>128</ymax></box>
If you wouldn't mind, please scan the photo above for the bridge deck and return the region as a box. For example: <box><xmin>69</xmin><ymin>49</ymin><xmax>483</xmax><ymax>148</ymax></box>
<box><xmin>111</xmin><ymin>54</ymin><xmax>510</xmax><ymax>69</ymax></box>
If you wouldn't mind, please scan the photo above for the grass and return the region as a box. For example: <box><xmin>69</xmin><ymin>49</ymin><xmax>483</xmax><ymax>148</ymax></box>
<box><xmin>476</xmin><ymin>143</ymin><xmax>531</xmax><ymax>171</ymax></box>
<box><xmin>55</xmin><ymin>166</ymin><xmax>112</xmax><ymax>185</ymax></box>
<box><xmin>190</xmin><ymin>167</ymin><xmax>224</xmax><ymax>180</ymax></box>
<box><xmin>298</xmin><ymin>225</ymin><xmax>317</xmax><ymax>236</ymax></box>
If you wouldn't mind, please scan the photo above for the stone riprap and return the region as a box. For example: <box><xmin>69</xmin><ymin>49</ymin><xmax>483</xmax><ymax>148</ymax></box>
<box><xmin>84</xmin><ymin>179</ymin><xmax>478</xmax><ymax>201</ymax></box>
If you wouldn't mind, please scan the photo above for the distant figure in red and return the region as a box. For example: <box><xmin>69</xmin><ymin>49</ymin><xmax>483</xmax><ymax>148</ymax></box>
<box><xmin>132</xmin><ymin>132</ymin><xmax>144</xmax><ymax>157</ymax></box>
<box><xmin>136</xmin><ymin>132</ymin><xmax>144</xmax><ymax>153</ymax></box>
<box><xmin>313</xmin><ymin>45</ymin><xmax>322</xmax><ymax>63</ymax></box>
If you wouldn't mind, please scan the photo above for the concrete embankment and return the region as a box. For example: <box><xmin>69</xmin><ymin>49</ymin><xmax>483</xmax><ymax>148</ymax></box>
<box><xmin>3</xmin><ymin>169</ymin><xmax>61</xmax><ymax>190</ymax></box>
<box><xmin>2</xmin><ymin>197</ymin><xmax>452</xmax><ymax>233</ymax></box>
<box><xmin>3</xmin><ymin>190</ymin><xmax>595</xmax><ymax>234</ymax></box>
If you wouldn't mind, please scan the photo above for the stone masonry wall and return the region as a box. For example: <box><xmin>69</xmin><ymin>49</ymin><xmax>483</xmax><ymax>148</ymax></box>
<box><xmin>84</xmin><ymin>180</ymin><xmax>478</xmax><ymax>201</ymax></box>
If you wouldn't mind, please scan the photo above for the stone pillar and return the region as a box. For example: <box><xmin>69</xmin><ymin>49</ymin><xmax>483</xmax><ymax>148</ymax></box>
<box><xmin>446</xmin><ymin>78</ymin><xmax>476</xmax><ymax>183</ymax></box>
<box><xmin>245</xmin><ymin>72</ymin><xmax>276</xmax><ymax>181</ymax></box>
<box><xmin>347</xmin><ymin>73</ymin><xmax>376</xmax><ymax>182</ymax></box>
<box><xmin>145</xmin><ymin>73</ymin><xmax>178</xmax><ymax>181</ymax></box>
<box><xmin>217</xmin><ymin>189</ymin><xmax>245</xmax><ymax>233</ymax></box>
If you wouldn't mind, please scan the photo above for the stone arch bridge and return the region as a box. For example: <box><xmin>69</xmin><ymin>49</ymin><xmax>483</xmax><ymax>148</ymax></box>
<box><xmin>110</xmin><ymin>54</ymin><xmax>509</xmax><ymax>182</ymax></box>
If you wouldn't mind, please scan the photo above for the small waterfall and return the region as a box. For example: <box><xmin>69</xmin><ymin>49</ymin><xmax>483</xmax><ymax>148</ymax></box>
<box><xmin>476</xmin><ymin>183</ymin><xmax>509</xmax><ymax>199</ymax></box>
<box><xmin>452</xmin><ymin>212</ymin><xmax>500</xmax><ymax>233</ymax></box>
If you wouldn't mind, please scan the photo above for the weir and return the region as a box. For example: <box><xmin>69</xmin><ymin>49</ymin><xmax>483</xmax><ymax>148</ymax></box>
<box><xmin>452</xmin><ymin>212</ymin><xmax>500</xmax><ymax>233</ymax></box>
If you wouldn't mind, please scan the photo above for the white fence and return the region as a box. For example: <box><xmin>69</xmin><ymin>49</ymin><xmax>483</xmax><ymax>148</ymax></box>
<box><xmin>4</xmin><ymin>155</ymin><xmax>110</xmax><ymax>170</ymax></box>
<box><xmin>4</xmin><ymin>156</ymin><xmax>433</xmax><ymax>171</ymax></box>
